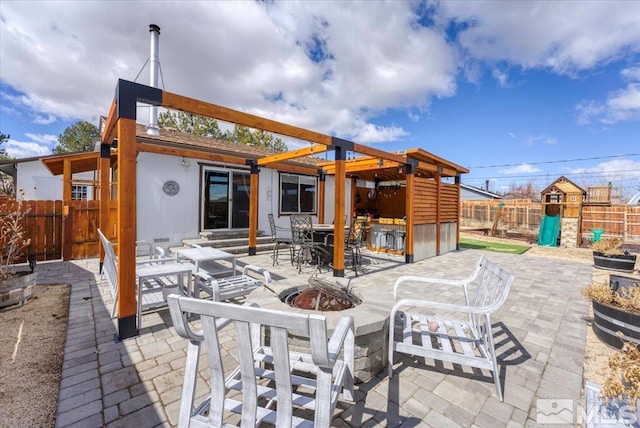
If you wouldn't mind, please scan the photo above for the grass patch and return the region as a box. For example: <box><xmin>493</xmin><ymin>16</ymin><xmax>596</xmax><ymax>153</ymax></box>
<box><xmin>459</xmin><ymin>238</ymin><xmax>530</xmax><ymax>255</ymax></box>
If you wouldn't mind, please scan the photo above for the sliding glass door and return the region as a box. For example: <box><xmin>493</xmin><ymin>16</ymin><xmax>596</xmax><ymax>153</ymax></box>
<box><xmin>203</xmin><ymin>169</ymin><xmax>250</xmax><ymax>230</ymax></box>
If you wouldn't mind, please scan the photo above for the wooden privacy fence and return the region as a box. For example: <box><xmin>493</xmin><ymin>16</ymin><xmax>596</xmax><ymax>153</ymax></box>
<box><xmin>0</xmin><ymin>198</ymin><xmax>117</xmax><ymax>263</ymax></box>
<box><xmin>0</xmin><ymin>199</ymin><xmax>63</xmax><ymax>263</ymax></box>
<box><xmin>581</xmin><ymin>205</ymin><xmax>640</xmax><ymax>243</ymax></box>
<box><xmin>460</xmin><ymin>200</ymin><xmax>542</xmax><ymax>232</ymax></box>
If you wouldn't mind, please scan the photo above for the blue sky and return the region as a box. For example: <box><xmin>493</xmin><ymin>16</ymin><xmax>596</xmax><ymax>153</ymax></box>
<box><xmin>1</xmin><ymin>1</ymin><xmax>639</xmax><ymax>198</ymax></box>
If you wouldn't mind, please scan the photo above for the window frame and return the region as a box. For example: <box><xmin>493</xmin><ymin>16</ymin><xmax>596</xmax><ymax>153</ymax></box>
<box><xmin>278</xmin><ymin>173</ymin><xmax>317</xmax><ymax>215</ymax></box>
<box><xmin>71</xmin><ymin>184</ymin><xmax>88</xmax><ymax>201</ymax></box>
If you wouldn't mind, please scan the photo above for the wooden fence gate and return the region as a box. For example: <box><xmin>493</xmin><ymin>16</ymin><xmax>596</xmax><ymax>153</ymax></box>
<box><xmin>1</xmin><ymin>199</ymin><xmax>117</xmax><ymax>263</ymax></box>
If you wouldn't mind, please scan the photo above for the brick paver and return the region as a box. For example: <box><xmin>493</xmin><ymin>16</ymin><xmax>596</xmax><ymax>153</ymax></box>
<box><xmin>48</xmin><ymin>248</ymin><xmax>593</xmax><ymax>427</ymax></box>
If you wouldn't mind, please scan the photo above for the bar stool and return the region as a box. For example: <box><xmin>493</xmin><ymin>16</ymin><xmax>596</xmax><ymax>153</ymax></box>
<box><xmin>378</xmin><ymin>218</ymin><xmax>395</xmax><ymax>253</ymax></box>
<box><xmin>394</xmin><ymin>227</ymin><xmax>406</xmax><ymax>253</ymax></box>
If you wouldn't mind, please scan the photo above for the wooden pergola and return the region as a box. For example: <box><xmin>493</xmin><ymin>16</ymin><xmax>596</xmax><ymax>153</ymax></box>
<box><xmin>101</xmin><ymin>79</ymin><xmax>436</xmax><ymax>339</ymax></box>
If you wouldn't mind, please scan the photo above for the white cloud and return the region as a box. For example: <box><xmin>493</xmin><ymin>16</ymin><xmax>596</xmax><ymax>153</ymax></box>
<box><xmin>576</xmin><ymin>82</ymin><xmax>640</xmax><ymax>125</ymax></box>
<box><xmin>33</xmin><ymin>114</ymin><xmax>57</xmax><ymax>125</ymax></box>
<box><xmin>5</xmin><ymin>136</ymin><xmax>55</xmax><ymax>158</ymax></box>
<box><xmin>522</xmin><ymin>135</ymin><xmax>557</xmax><ymax>146</ymax></box>
<box><xmin>1</xmin><ymin>0</ymin><xmax>639</xmax><ymax>149</ymax></box>
<box><xmin>0</xmin><ymin>2</ymin><xmax>459</xmax><ymax>145</ymax></box>
<box><xmin>435</xmin><ymin>1</ymin><xmax>640</xmax><ymax>75</ymax></box>
<box><xmin>621</xmin><ymin>66</ymin><xmax>640</xmax><ymax>81</ymax></box>
<box><xmin>492</xmin><ymin>68</ymin><xmax>508</xmax><ymax>88</ymax></box>
<box><xmin>502</xmin><ymin>164</ymin><xmax>541</xmax><ymax>174</ymax></box>
<box><xmin>569</xmin><ymin>159</ymin><xmax>640</xmax><ymax>184</ymax></box>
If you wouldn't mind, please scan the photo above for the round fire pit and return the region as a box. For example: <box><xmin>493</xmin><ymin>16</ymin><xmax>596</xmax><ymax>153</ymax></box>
<box><xmin>247</xmin><ymin>277</ymin><xmax>391</xmax><ymax>382</ymax></box>
<box><xmin>284</xmin><ymin>277</ymin><xmax>362</xmax><ymax>311</ymax></box>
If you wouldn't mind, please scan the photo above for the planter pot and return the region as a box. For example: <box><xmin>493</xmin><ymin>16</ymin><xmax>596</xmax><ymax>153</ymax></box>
<box><xmin>584</xmin><ymin>381</ymin><xmax>639</xmax><ymax>427</ymax></box>
<box><xmin>610</xmin><ymin>274</ymin><xmax>640</xmax><ymax>295</ymax></box>
<box><xmin>592</xmin><ymin>299</ymin><xmax>640</xmax><ymax>349</ymax></box>
<box><xmin>594</xmin><ymin>252</ymin><xmax>637</xmax><ymax>273</ymax></box>
<box><xmin>0</xmin><ymin>271</ymin><xmax>37</xmax><ymax>308</ymax></box>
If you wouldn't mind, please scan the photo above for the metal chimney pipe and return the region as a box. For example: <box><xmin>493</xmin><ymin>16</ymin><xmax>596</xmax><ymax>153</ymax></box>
<box><xmin>146</xmin><ymin>24</ymin><xmax>161</xmax><ymax>135</ymax></box>
<box><xmin>485</xmin><ymin>179</ymin><xmax>490</xmax><ymax>192</ymax></box>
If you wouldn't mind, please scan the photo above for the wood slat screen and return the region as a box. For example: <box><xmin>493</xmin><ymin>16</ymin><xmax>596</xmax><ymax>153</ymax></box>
<box><xmin>439</xmin><ymin>183</ymin><xmax>459</xmax><ymax>222</ymax></box>
<box><xmin>413</xmin><ymin>177</ymin><xmax>437</xmax><ymax>223</ymax></box>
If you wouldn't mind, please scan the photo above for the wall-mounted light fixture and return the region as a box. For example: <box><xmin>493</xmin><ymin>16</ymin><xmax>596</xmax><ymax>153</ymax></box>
<box><xmin>181</xmin><ymin>157</ymin><xmax>191</xmax><ymax>168</ymax></box>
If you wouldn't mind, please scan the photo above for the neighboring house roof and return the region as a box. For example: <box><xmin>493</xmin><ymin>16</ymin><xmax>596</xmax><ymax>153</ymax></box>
<box><xmin>628</xmin><ymin>191</ymin><xmax>640</xmax><ymax>205</ymax></box>
<box><xmin>541</xmin><ymin>176</ymin><xmax>586</xmax><ymax>195</ymax></box>
<box><xmin>460</xmin><ymin>184</ymin><xmax>503</xmax><ymax>199</ymax></box>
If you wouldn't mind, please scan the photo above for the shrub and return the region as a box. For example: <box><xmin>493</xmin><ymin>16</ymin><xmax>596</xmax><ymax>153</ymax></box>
<box><xmin>0</xmin><ymin>190</ymin><xmax>31</xmax><ymax>280</ymax></box>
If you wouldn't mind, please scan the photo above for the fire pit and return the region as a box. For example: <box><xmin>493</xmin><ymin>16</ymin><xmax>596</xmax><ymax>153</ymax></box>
<box><xmin>247</xmin><ymin>277</ymin><xmax>391</xmax><ymax>382</ymax></box>
<box><xmin>285</xmin><ymin>277</ymin><xmax>362</xmax><ymax>311</ymax></box>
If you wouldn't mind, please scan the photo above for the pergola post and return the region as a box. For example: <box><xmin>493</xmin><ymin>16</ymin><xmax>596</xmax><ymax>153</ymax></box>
<box><xmin>455</xmin><ymin>174</ymin><xmax>461</xmax><ymax>250</ymax></box>
<box><xmin>98</xmin><ymin>143</ymin><xmax>111</xmax><ymax>273</ymax></box>
<box><xmin>116</xmin><ymin>117</ymin><xmax>138</xmax><ymax>339</ymax></box>
<box><xmin>435</xmin><ymin>169</ymin><xmax>441</xmax><ymax>255</ymax></box>
<box><xmin>248</xmin><ymin>163</ymin><xmax>259</xmax><ymax>256</ymax></box>
<box><xmin>405</xmin><ymin>161</ymin><xmax>416</xmax><ymax>263</ymax></box>
<box><xmin>62</xmin><ymin>158</ymin><xmax>72</xmax><ymax>261</ymax></box>
<box><xmin>318</xmin><ymin>171</ymin><xmax>326</xmax><ymax>224</ymax></box>
<box><xmin>350</xmin><ymin>176</ymin><xmax>358</xmax><ymax>220</ymax></box>
<box><xmin>331</xmin><ymin>138</ymin><xmax>353</xmax><ymax>277</ymax></box>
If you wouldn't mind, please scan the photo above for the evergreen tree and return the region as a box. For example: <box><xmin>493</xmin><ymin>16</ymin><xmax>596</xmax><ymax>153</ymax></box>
<box><xmin>0</xmin><ymin>133</ymin><xmax>10</xmax><ymax>160</ymax></box>
<box><xmin>53</xmin><ymin>121</ymin><xmax>99</xmax><ymax>154</ymax></box>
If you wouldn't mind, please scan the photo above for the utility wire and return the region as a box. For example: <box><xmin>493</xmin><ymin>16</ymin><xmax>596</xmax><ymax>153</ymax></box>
<box><xmin>468</xmin><ymin>153</ymin><xmax>640</xmax><ymax>169</ymax></box>
<box><xmin>466</xmin><ymin>169</ymin><xmax>640</xmax><ymax>181</ymax></box>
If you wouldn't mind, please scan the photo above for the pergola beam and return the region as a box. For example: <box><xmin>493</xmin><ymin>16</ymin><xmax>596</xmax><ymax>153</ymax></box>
<box><xmin>257</xmin><ymin>145</ymin><xmax>328</xmax><ymax>166</ymax></box>
<box><xmin>101</xmin><ymin>98</ymin><xmax>117</xmax><ymax>144</ymax></box>
<box><xmin>162</xmin><ymin>91</ymin><xmax>333</xmax><ymax>146</ymax></box>
<box><xmin>352</xmin><ymin>143</ymin><xmax>407</xmax><ymax>165</ymax></box>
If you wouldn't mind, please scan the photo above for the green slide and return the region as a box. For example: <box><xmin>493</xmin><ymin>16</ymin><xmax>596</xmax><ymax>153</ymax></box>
<box><xmin>537</xmin><ymin>214</ymin><xmax>560</xmax><ymax>247</ymax></box>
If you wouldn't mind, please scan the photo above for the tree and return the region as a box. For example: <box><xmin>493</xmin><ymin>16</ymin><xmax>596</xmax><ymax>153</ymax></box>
<box><xmin>158</xmin><ymin>111</ymin><xmax>287</xmax><ymax>152</ymax></box>
<box><xmin>53</xmin><ymin>121</ymin><xmax>99</xmax><ymax>154</ymax></box>
<box><xmin>158</xmin><ymin>111</ymin><xmax>225</xmax><ymax>138</ymax></box>
<box><xmin>0</xmin><ymin>133</ymin><xmax>10</xmax><ymax>160</ymax></box>
<box><xmin>504</xmin><ymin>181</ymin><xmax>540</xmax><ymax>200</ymax></box>
<box><xmin>225</xmin><ymin>125</ymin><xmax>287</xmax><ymax>151</ymax></box>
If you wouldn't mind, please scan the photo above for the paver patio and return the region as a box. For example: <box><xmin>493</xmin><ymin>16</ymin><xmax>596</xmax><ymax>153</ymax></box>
<box><xmin>46</xmin><ymin>247</ymin><xmax>593</xmax><ymax>427</ymax></box>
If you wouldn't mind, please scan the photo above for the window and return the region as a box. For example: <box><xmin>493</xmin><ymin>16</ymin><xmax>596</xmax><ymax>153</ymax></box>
<box><xmin>71</xmin><ymin>185</ymin><xmax>88</xmax><ymax>200</ymax></box>
<box><xmin>280</xmin><ymin>174</ymin><xmax>317</xmax><ymax>214</ymax></box>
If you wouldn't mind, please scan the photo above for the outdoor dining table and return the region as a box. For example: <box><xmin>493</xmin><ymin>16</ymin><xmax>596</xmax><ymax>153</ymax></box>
<box><xmin>135</xmin><ymin>261</ymin><xmax>196</xmax><ymax>329</ymax></box>
<box><xmin>176</xmin><ymin>247</ymin><xmax>237</xmax><ymax>279</ymax></box>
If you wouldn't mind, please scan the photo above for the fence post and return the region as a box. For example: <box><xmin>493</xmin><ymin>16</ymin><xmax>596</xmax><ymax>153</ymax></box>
<box><xmin>623</xmin><ymin>209</ymin><xmax>628</xmax><ymax>242</ymax></box>
<box><xmin>62</xmin><ymin>205</ymin><xmax>73</xmax><ymax>261</ymax></box>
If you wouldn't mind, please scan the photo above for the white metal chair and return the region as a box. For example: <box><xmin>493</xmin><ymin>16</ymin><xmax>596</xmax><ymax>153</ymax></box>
<box><xmin>195</xmin><ymin>264</ymin><xmax>271</xmax><ymax>302</ymax></box>
<box><xmin>97</xmin><ymin>229</ymin><xmax>194</xmax><ymax>329</ymax></box>
<box><xmin>388</xmin><ymin>256</ymin><xmax>514</xmax><ymax>401</ymax></box>
<box><xmin>168</xmin><ymin>296</ymin><xmax>355</xmax><ymax>427</ymax></box>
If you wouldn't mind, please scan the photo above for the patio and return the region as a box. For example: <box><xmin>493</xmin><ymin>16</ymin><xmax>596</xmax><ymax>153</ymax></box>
<box><xmin>49</xmin><ymin>247</ymin><xmax>592</xmax><ymax>427</ymax></box>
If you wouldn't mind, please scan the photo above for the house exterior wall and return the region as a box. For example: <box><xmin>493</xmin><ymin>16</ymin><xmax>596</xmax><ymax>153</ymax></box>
<box><xmin>16</xmin><ymin>160</ymin><xmax>95</xmax><ymax>200</ymax></box>
<box><xmin>135</xmin><ymin>152</ymin><xmax>346</xmax><ymax>248</ymax></box>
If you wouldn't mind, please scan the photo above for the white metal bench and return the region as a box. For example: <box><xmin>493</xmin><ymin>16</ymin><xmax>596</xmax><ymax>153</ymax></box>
<box><xmin>388</xmin><ymin>255</ymin><xmax>515</xmax><ymax>401</ymax></box>
<box><xmin>97</xmin><ymin>229</ymin><xmax>194</xmax><ymax>329</ymax></box>
<box><xmin>168</xmin><ymin>296</ymin><xmax>355</xmax><ymax>427</ymax></box>
<box><xmin>195</xmin><ymin>264</ymin><xmax>271</xmax><ymax>301</ymax></box>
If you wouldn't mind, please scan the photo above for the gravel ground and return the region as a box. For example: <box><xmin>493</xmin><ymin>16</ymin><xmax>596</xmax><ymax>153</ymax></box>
<box><xmin>0</xmin><ymin>284</ymin><xmax>70</xmax><ymax>428</ymax></box>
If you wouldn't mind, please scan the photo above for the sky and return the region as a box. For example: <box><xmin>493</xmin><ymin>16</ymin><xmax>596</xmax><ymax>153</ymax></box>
<box><xmin>1</xmin><ymin>1</ymin><xmax>640</xmax><ymax>198</ymax></box>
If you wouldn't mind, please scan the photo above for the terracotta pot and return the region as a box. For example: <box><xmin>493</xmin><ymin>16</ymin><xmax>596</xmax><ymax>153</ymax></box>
<box><xmin>593</xmin><ymin>252</ymin><xmax>637</xmax><ymax>273</ymax></box>
<box><xmin>0</xmin><ymin>271</ymin><xmax>37</xmax><ymax>308</ymax></box>
<box><xmin>592</xmin><ymin>299</ymin><xmax>640</xmax><ymax>349</ymax></box>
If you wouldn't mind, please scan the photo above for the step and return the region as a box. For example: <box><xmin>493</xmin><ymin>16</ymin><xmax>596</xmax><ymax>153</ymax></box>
<box><xmin>199</xmin><ymin>230</ymin><xmax>266</xmax><ymax>240</ymax></box>
<box><xmin>182</xmin><ymin>236</ymin><xmax>273</xmax><ymax>249</ymax></box>
<box><xmin>170</xmin><ymin>242</ymin><xmax>275</xmax><ymax>256</ymax></box>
